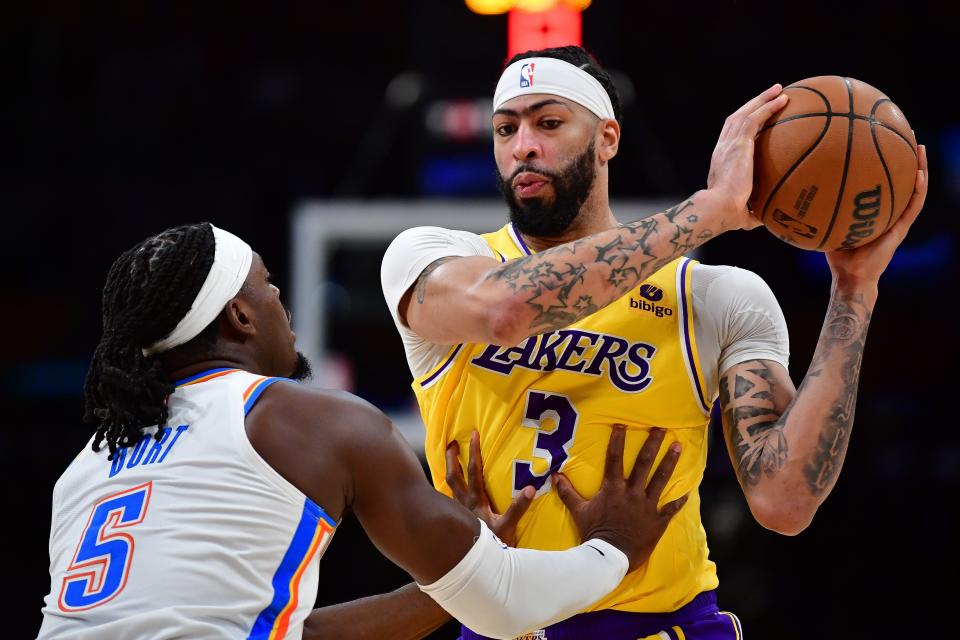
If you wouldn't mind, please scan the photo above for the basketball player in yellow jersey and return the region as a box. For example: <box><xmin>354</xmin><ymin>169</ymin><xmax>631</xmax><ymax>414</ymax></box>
<box><xmin>381</xmin><ymin>45</ymin><xmax>928</xmax><ymax>640</ymax></box>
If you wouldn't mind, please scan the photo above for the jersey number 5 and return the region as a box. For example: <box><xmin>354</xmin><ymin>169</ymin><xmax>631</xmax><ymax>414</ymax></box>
<box><xmin>513</xmin><ymin>391</ymin><xmax>579</xmax><ymax>496</ymax></box>
<box><xmin>58</xmin><ymin>481</ymin><xmax>152</xmax><ymax>612</ymax></box>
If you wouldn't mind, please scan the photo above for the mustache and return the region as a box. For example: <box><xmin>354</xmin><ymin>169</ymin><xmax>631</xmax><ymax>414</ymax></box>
<box><xmin>508</xmin><ymin>163</ymin><xmax>560</xmax><ymax>184</ymax></box>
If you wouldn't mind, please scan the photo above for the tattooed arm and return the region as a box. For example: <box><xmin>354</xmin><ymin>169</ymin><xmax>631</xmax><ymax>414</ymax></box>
<box><xmin>396</xmin><ymin>86</ymin><xmax>791</xmax><ymax>346</ymax></box>
<box><xmin>718</xmin><ymin>287</ymin><xmax>872</xmax><ymax>535</ymax></box>
<box><xmin>400</xmin><ymin>191</ymin><xmax>736</xmax><ymax>345</ymax></box>
<box><xmin>719</xmin><ymin>145</ymin><xmax>928</xmax><ymax>535</ymax></box>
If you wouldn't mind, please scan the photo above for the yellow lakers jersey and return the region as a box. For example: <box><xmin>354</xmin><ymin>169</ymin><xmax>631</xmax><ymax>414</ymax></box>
<box><xmin>413</xmin><ymin>223</ymin><xmax>717</xmax><ymax>613</ymax></box>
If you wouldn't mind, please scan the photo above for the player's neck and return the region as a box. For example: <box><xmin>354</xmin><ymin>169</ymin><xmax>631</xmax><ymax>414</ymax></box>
<box><xmin>164</xmin><ymin>355</ymin><xmax>263</xmax><ymax>383</ymax></box>
<box><xmin>520</xmin><ymin>189</ymin><xmax>618</xmax><ymax>253</ymax></box>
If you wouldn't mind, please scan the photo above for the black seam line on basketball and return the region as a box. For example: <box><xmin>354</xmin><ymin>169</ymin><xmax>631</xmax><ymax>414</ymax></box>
<box><xmin>759</xmin><ymin>85</ymin><xmax>832</xmax><ymax>223</ymax></box>
<box><xmin>871</xmin><ymin>98</ymin><xmax>897</xmax><ymax>234</ymax></box>
<box><xmin>759</xmin><ymin>113</ymin><xmax>916</xmax><ymax>153</ymax></box>
<box><xmin>759</xmin><ymin>85</ymin><xmax>832</xmax><ymax>225</ymax></box>
<box><xmin>816</xmin><ymin>77</ymin><xmax>855</xmax><ymax>250</ymax></box>
<box><xmin>874</xmin><ymin>120</ymin><xmax>918</xmax><ymax>158</ymax></box>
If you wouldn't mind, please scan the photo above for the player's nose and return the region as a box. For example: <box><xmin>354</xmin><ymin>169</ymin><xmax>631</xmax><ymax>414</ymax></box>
<box><xmin>511</xmin><ymin>123</ymin><xmax>542</xmax><ymax>162</ymax></box>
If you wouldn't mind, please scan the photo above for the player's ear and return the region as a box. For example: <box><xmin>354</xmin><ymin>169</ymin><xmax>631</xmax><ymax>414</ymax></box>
<box><xmin>597</xmin><ymin>118</ymin><xmax>620</xmax><ymax>164</ymax></box>
<box><xmin>222</xmin><ymin>296</ymin><xmax>257</xmax><ymax>340</ymax></box>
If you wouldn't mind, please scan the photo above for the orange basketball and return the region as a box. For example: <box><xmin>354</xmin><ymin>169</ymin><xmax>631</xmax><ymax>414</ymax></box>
<box><xmin>750</xmin><ymin>76</ymin><xmax>918</xmax><ymax>251</ymax></box>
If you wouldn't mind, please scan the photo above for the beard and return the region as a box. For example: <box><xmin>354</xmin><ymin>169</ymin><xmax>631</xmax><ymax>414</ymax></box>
<box><xmin>289</xmin><ymin>352</ymin><xmax>313</xmax><ymax>382</ymax></box>
<box><xmin>497</xmin><ymin>139</ymin><xmax>597</xmax><ymax>238</ymax></box>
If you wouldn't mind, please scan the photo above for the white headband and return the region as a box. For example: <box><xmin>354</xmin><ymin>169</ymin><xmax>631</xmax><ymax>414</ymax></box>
<box><xmin>142</xmin><ymin>225</ymin><xmax>253</xmax><ymax>357</ymax></box>
<box><xmin>493</xmin><ymin>57</ymin><xmax>615</xmax><ymax>121</ymax></box>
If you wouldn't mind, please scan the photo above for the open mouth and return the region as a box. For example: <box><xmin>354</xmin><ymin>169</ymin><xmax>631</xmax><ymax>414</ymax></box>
<box><xmin>512</xmin><ymin>172</ymin><xmax>549</xmax><ymax>197</ymax></box>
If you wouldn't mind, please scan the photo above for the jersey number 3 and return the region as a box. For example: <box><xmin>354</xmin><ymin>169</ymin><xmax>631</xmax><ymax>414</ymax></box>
<box><xmin>513</xmin><ymin>391</ymin><xmax>579</xmax><ymax>496</ymax></box>
<box><xmin>58</xmin><ymin>481</ymin><xmax>152</xmax><ymax>612</ymax></box>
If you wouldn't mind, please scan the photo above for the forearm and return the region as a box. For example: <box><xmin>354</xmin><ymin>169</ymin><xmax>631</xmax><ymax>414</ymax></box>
<box><xmin>303</xmin><ymin>583</ymin><xmax>450</xmax><ymax>640</ymax></box>
<box><xmin>725</xmin><ymin>279</ymin><xmax>876</xmax><ymax>530</ymax></box>
<box><xmin>782</xmin><ymin>279</ymin><xmax>875</xmax><ymax>494</ymax></box>
<box><xmin>420</xmin><ymin>521</ymin><xmax>628</xmax><ymax>639</ymax></box>
<box><xmin>485</xmin><ymin>188</ymin><xmax>736</xmax><ymax>341</ymax></box>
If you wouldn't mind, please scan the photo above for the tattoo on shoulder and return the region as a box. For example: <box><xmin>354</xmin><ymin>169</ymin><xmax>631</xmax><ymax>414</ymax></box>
<box><xmin>720</xmin><ymin>361</ymin><xmax>788</xmax><ymax>487</ymax></box>
<box><xmin>414</xmin><ymin>257</ymin><xmax>455</xmax><ymax>304</ymax></box>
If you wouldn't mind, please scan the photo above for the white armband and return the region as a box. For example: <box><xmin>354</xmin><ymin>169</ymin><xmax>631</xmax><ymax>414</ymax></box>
<box><xmin>418</xmin><ymin>520</ymin><xmax>627</xmax><ymax>639</ymax></box>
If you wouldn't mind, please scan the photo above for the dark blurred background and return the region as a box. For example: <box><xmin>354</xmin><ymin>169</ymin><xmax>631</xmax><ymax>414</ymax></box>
<box><xmin>5</xmin><ymin>1</ymin><xmax>958</xmax><ymax>637</ymax></box>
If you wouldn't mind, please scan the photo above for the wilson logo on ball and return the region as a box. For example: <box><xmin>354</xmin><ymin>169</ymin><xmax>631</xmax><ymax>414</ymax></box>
<box><xmin>751</xmin><ymin>76</ymin><xmax>917</xmax><ymax>251</ymax></box>
<box><xmin>840</xmin><ymin>185</ymin><xmax>882</xmax><ymax>249</ymax></box>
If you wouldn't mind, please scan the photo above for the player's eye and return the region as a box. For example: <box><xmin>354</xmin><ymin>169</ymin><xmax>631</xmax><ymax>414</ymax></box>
<box><xmin>540</xmin><ymin>118</ymin><xmax>562</xmax><ymax>129</ymax></box>
<box><xmin>494</xmin><ymin>123</ymin><xmax>516</xmax><ymax>137</ymax></box>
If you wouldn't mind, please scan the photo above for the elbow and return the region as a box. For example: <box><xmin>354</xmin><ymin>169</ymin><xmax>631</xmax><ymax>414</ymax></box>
<box><xmin>748</xmin><ymin>496</ymin><xmax>817</xmax><ymax>536</ymax></box>
<box><xmin>485</xmin><ymin>297</ymin><xmax>527</xmax><ymax>346</ymax></box>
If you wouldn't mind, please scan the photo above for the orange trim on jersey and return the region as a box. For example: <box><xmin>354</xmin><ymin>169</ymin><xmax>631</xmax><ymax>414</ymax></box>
<box><xmin>176</xmin><ymin>368</ymin><xmax>241</xmax><ymax>388</ymax></box>
<box><xmin>243</xmin><ymin>377</ymin><xmax>270</xmax><ymax>402</ymax></box>
<box><xmin>267</xmin><ymin>519</ymin><xmax>334</xmax><ymax>639</ymax></box>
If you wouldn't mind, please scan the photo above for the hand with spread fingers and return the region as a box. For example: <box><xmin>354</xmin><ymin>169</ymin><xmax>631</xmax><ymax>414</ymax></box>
<box><xmin>553</xmin><ymin>426</ymin><xmax>688</xmax><ymax>573</ymax></box>
<box><xmin>707</xmin><ymin>83</ymin><xmax>790</xmax><ymax>230</ymax></box>
<box><xmin>446</xmin><ymin>431</ymin><xmax>535</xmax><ymax>547</ymax></box>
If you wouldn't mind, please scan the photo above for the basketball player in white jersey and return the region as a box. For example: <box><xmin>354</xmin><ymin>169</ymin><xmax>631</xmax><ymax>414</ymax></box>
<box><xmin>379</xmin><ymin>46</ymin><xmax>928</xmax><ymax>639</ymax></box>
<box><xmin>38</xmin><ymin>222</ymin><xmax>691</xmax><ymax>640</ymax></box>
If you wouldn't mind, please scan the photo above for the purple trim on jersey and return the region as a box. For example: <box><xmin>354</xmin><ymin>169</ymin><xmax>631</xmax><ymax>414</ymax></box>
<box><xmin>510</xmin><ymin>223</ymin><xmax>533</xmax><ymax>255</ymax></box>
<box><xmin>679</xmin><ymin>259</ymin><xmax>710</xmax><ymax>413</ymax></box>
<box><xmin>459</xmin><ymin>591</ymin><xmax>738</xmax><ymax>640</ymax></box>
<box><xmin>419</xmin><ymin>344</ymin><xmax>463</xmax><ymax>388</ymax></box>
<box><xmin>727</xmin><ymin>611</ymin><xmax>743</xmax><ymax>638</ymax></box>
<box><xmin>495</xmin><ymin>249</ymin><xmax>506</xmax><ymax>263</ymax></box>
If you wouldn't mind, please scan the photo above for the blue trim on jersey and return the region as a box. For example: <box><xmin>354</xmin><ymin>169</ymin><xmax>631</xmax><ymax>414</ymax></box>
<box><xmin>174</xmin><ymin>367</ymin><xmax>236</xmax><ymax>387</ymax></box>
<box><xmin>679</xmin><ymin>259</ymin><xmax>710</xmax><ymax>413</ymax></box>
<box><xmin>304</xmin><ymin>495</ymin><xmax>337</xmax><ymax>528</ymax></box>
<box><xmin>243</xmin><ymin>378</ymin><xmax>287</xmax><ymax>416</ymax></box>
<box><xmin>247</xmin><ymin>498</ymin><xmax>330</xmax><ymax>639</ymax></box>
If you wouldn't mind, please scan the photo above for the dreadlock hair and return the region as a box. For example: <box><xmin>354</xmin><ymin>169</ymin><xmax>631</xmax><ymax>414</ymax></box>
<box><xmin>84</xmin><ymin>222</ymin><xmax>217</xmax><ymax>459</ymax></box>
<box><xmin>505</xmin><ymin>45</ymin><xmax>623</xmax><ymax>126</ymax></box>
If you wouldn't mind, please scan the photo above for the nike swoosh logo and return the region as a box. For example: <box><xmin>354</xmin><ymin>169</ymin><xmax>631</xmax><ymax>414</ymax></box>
<box><xmin>586</xmin><ymin>544</ymin><xmax>605</xmax><ymax>557</ymax></box>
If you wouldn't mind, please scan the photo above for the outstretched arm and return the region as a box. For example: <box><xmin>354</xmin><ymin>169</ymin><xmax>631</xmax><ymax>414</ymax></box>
<box><xmin>303</xmin><ymin>431</ymin><xmax>541</xmax><ymax>640</ymax></box>
<box><xmin>719</xmin><ymin>145</ymin><xmax>928</xmax><ymax>535</ymax></box>
<box><xmin>279</xmin><ymin>392</ymin><xmax>685</xmax><ymax>639</ymax></box>
<box><xmin>395</xmin><ymin>86</ymin><xmax>789</xmax><ymax>346</ymax></box>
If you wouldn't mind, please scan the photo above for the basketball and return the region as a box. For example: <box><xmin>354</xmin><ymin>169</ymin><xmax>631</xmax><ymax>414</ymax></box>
<box><xmin>750</xmin><ymin>76</ymin><xmax>918</xmax><ymax>251</ymax></box>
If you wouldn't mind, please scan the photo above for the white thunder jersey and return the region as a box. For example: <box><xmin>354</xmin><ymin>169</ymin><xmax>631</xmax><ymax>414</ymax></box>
<box><xmin>39</xmin><ymin>368</ymin><xmax>337</xmax><ymax>640</ymax></box>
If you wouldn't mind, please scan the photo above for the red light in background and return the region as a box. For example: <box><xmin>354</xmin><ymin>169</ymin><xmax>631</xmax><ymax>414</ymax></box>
<box><xmin>508</xmin><ymin>5</ymin><xmax>581</xmax><ymax>58</ymax></box>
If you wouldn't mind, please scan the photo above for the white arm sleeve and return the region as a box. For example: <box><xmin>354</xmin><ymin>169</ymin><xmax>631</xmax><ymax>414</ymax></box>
<box><xmin>381</xmin><ymin>226</ymin><xmax>496</xmax><ymax>329</ymax></box>
<box><xmin>380</xmin><ymin>226</ymin><xmax>496</xmax><ymax>377</ymax></box>
<box><xmin>691</xmin><ymin>264</ymin><xmax>790</xmax><ymax>400</ymax></box>
<box><xmin>419</xmin><ymin>520</ymin><xmax>628</xmax><ymax>639</ymax></box>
